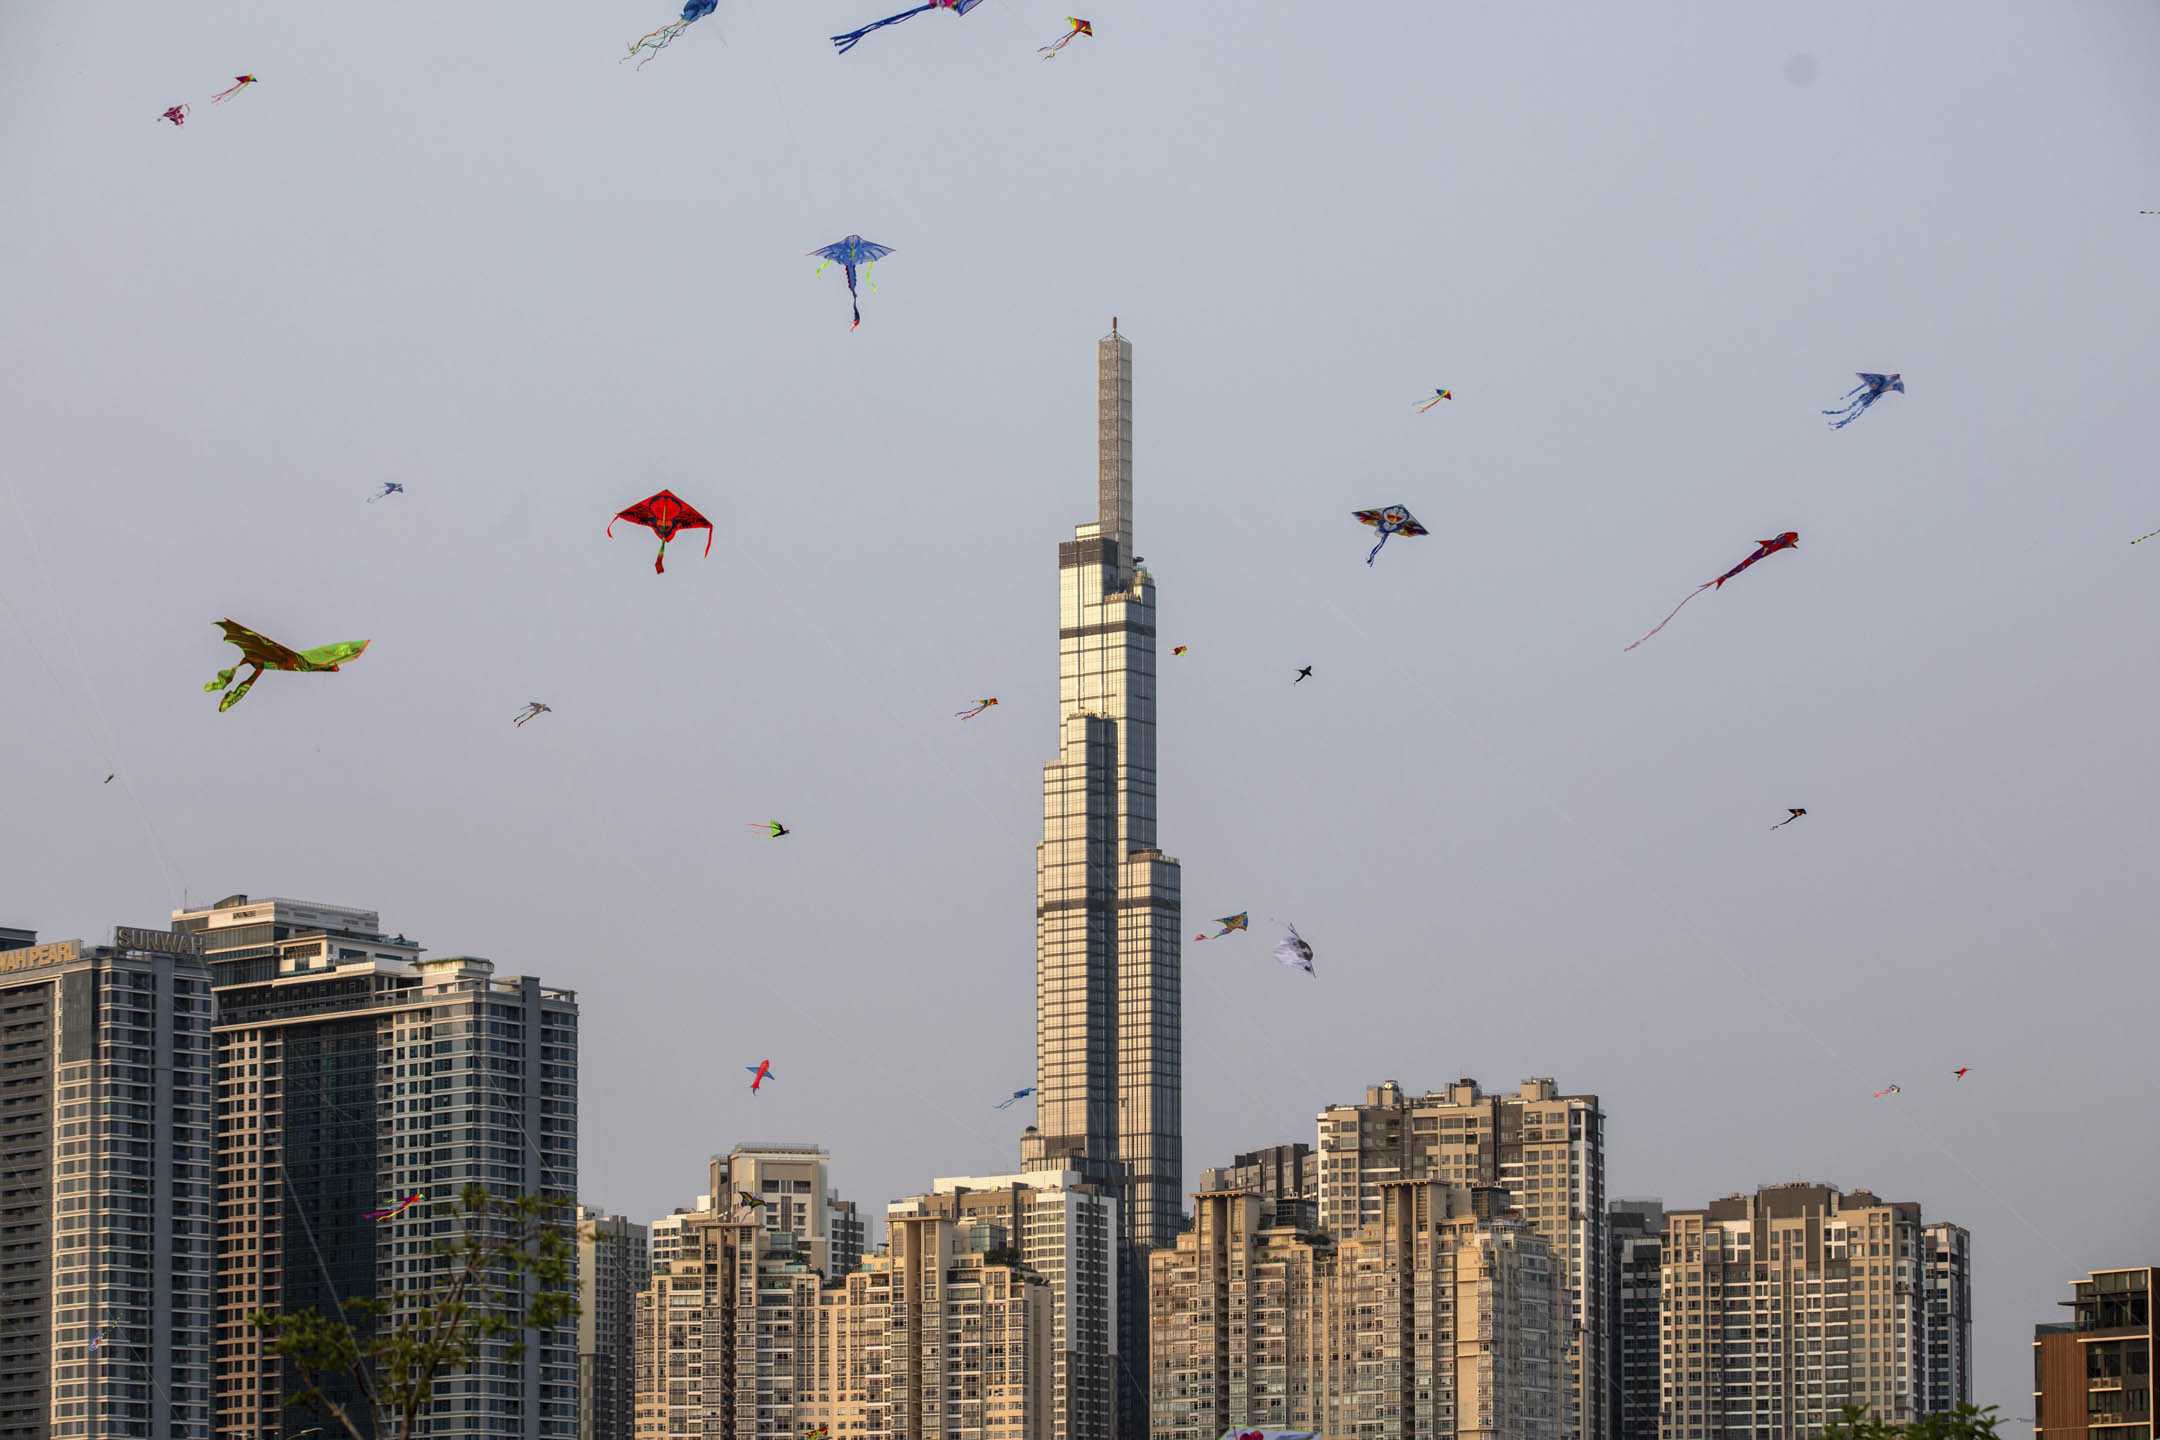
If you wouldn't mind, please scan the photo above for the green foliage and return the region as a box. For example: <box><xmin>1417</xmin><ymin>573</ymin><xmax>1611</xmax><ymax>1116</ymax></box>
<box><xmin>1822</xmin><ymin>1402</ymin><xmax>2004</xmax><ymax>1440</ymax></box>
<box><xmin>252</xmin><ymin>1185</ymin><xmax>579</xmax><ymax>1440</ymax></box>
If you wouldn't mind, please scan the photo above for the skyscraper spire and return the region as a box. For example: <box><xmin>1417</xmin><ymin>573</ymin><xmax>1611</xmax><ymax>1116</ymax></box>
<box><xmin>1097</xmin><ymin>321</ymin><xmax>1133</xmax><ymax>579</ymax></box>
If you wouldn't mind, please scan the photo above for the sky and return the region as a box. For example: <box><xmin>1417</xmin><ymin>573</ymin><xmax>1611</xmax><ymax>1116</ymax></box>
<box><xmin>3</xmin><ymin>0</ymin><xmax>2156</xmax><ymax>1422</ymax></box>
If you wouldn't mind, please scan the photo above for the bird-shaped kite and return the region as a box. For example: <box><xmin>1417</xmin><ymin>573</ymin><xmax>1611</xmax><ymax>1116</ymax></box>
<box><xmin>159</xmin><ymin>104</ymin><xmax>190</xmax><ymax>127</ymax></box>
<box><xmin>1415</xmin><ymin>389</ymin><xmax>1452</xmax><ymax>413</ymax></box>
<box><xmin>513</xmin><ymin>702</ymin><xmax>552</xmax><ymax>728</ymax></box>
<box><xmin>1172</xmin><ymin>645</ymin><xmax>1188</xmax><ymax>656</ymax></box>
<box><xmin>1194</xmin><ymin>912</ymin><xmax>1248</xmax><ymax>941</ymax></box>
<box><xmin>1822</xmin><ymin>373</ymin><xmax>1903</xmax><ymax>430</ymax></box>
<box><xmin>1872</xmin><ymin>1084</ymin><xmax>1900</xmax><ymax>1099</ymax></box>
<box><xmin>367</xmin><ymin>482</ymin><xmax>404</xmax><ymax>503</ymax></box>
<box><xmin>1274</xmin><ymin>921</ymin><xmax>1315</xmax><ymax>976</ymax></box>
<box><xmin>625</xmin><ymin>0</ymin><xmax>716</xmax><ymax>67</ymax></box>
<box><xmin>210</xmin><ymin>76</ymin><xmax>258</xmax><ymax>104</ymax></box>
<box><xmin>956</xmin><ymin>698</ymin><xmax>998</xmax><ymax>721</ymax></box>
<box><xmin>810</xmin><ymin>236</ymin><xmax>893</xmax><ymax>329</ymax></box>
<box><xmin>367</xmin><ymin>1193</ymin><xmax>426</xmax><ymax>1221</ymax></box>
<box><xmin>1352</xmin><ymin>505</ymin><xmax>1428</xmax><ymax>566</ymax></box>
<box><xmin>205</xmin><ymin>620</ymin><xmax>370</xmax><ymax>713</ymax></box>
<box><xmin>831</xmin><ymin>0</ymin><xmax>983</xmax><ymax>54</ymax></box>
<box><xmin>1294</xmin><ymin>665</ymin><xmax>1313</xmax><ymax>683</ymax></box>
<box><xmin>1953</xmin><ymin>1068</ymin><xmax>1969</xmax><ymax>1081</ymax></box>
<box><xmin>735</xmin><ymin>1190</ymin><xmax>766</xmax><ymax>1211</ymax></box>
<box><xmin>994</xmin><ymin>1086</ymin><xmax>1036</xmax><ymax>1110</ymax></box>
<box><xmin>609</xmin><ymin>489</ymin><xmax>713</xmax><ymax>575</ymax></box>
<box><xmin>1039</xmin><ymin>16</ymin><xmax>1091</xmax><ymax>56</ymax></box>
<box><xmin>1771</xmin><ymin>808</ymin><xmax>1807</xmax><ymax>830</ymax></box>
<box><xmin>749</xmin><ymin>820</ymin><xmax>791</xmax><ymax>838</ymax></box>
<box><xmin>1624</xmin><ymin>532</ymin><xmax>1798</xmax><ymax>650</ymax></box>
<box><xmin>746</xmin><ymin>1059</ymin><xmax>774</xmax><ymax>1093</ymax></box>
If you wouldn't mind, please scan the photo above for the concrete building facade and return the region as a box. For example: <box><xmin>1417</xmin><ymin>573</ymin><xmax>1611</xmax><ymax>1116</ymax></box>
<box><xmin>1921</xmin><ymin>1223</ymin><xmax>1972</xmax><ymax>1419</ymax></box>
<box><xmin>1610</xmin><ymin>1201</ymin><xmax>1666</xmax><ymax>1440</ymax></box>
<box><xmin>706</xmin><ymin>1144</ymin><xmax>864</xmax><ymax>1281</ymax></box>
<box><xmin>1195</xmin><ymin>1144</ymin><xmax>1317</xmax><ymax>1234</ymax></box>
<box><xmin>580</xmin><ymin>1208</ymin><xmax>650</xmax><ymax>1440</ymax></box>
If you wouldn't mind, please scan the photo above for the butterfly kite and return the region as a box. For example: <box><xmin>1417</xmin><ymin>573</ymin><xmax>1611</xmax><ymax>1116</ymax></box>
<box><xmin>1415</xmin><ymin>389</ymin><xmax>1452</xmax><ymax>413</ymax></box>
<box><xmin>735</xmin><ymin>1190</ymin><xmax>766</xmax><ymax>1211</ymax></box>
<box><xmin>211</xmin><ymin>76</ymin><xmax>258</xmax><ymax>104</ymax></box>
<box><xmin>1771</xmin><ymin>808</ymin><xmax>1807</xmax><ymax>830</ymax></box>
<box><xmin>159</xmin><ymin>105</ymin><xmax>189</xmax><ymax>127</ymax></box>
<box><xmin>1194</xmin><ymin>912</ymin><xmax>1248</xmax><ymax>941</ymax></box>
<box><xmin>1172</xmin><ymin>645</ymin><xmax>1188</xmax><ymax>656</ymax></box>
<box><xmin>1953</xmin><ymin>1068</ymin><xmax>1969</xmax><ymax>1081</ymax></box>
<box><xmin>750</xmin><ymin>820</ymin><xmax>790</xmax><ymax>838</ymax></box>
<box><xmin>810</xmin><ymin>235</ymin><xmax>893</xmax><ymax>329</ymax></box>
<box><xmin>625</xmin><ymin>0</ymin><xmax>716</xmax><ymax>67</ymax></box>
<box><xmin>1352</xmin><ymin>505</ymin><xmax>1428</xmax><ymax>566</ymax></box>
<box><xmin>368</xmin><ymin>1193</ymin><xmax>426</xmax><ymax>1221</ymax></box>
<box><xmin>1822</xmin><ymin>372</ymin><xmax>1903</xmax><ymax>430</ymax></box>
<box><xmin>610</xmin><ymin>489</ymin><xmax>713</xmax><ymax>575</ymax></box>
<box><xmin>832</xmin><ymin>0</ymin><xmax>982</xmax><ymax>54</ymax></box>
<box><xmin>994</xmin><ymin>1086</ymin><xmax>1035</xmax><ymax>1110</ymax></box>
<box><xmin>205</xmin><ymin>620</ymin><xmax>370</xmax><ymax>712</ymax></box>
<box><xmin>956</xmin><ymin>698</ymin><xmax>998</xmax><ymax>721</ymax></box>
<box><xmin>1274</xmin><ymin>921</ymin><xmax>1315</xmax><ymax>976</ymax></box>
<box><xmin>1872</xmin><ymin>1084</ymin><xmax>1900</xmax><ymax>1099</ymax></box>
<box><xmin>513</xmin><ymin>702</ymin><xmax>552</xmax><ymax>728</ymax></box>
<box><xmin>746</xmin><ymin>1059</ymin><xmax>774</xmax><ymax>1093</ymax></box>
<box><xmin>1624</xmin><ymin>532</ymin><xmax>1798</xmax><ymax>650</ymax></box>
<box><xmin>1039</xmin><ymin>17</ymin><xmax>1091</xmax><ymax>56</ymax></box>
<box><xmin>368</xmin><ymin>482</ymin><xmax>404</xmax><ymax>503</ymax></box>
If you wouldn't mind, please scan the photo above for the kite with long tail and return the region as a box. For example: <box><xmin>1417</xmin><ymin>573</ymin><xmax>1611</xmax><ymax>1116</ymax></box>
<box><xmin>1822</xmin><ymin>372</ymin><xmax>1903</xmax><ymax>430</ymax></box>
<box><xmin>810</xmin><ymin>235</ymin><xmax>893</xmax><ymax>330</ymax></box>
<box><xmin>956</xmin><ymin>698</ymin><xmax>997</xmax><ymax>721</ymax></box>
<box><xmin>2133</xmin><ymin>526</ymin><xmax>2160</xmax><ymax>545</ymax></box>
<box><xmin>1415</xmin><ymin>389</ymin><xmax>1452</xmax><ymax>413</ymax></box>
<box><xmin>831</xmin><ymin>0</ymin><xmax>983</xmax><ymax>54</ymax></box>
<box><xmin>1625</xmin><ymin>532</ymin><xmax>1797</xmax><ymax>650</ymax></box>
<box><xmin>1194</xmin><ymin>912</ymin><xmax>1248</xmax><ymax>941</ymax></box>
<box><xmin>1771</xmin><ymin>808</ymin><xmax>1806</xmax><ymax>830</ymax></box>
<box><xmin>1039</xmin><ymin>17</ymin><xmax>1090</xmax><ymax>56</ymax></box>
<box><xmin>994</xmin><ymin>1086</ymin><xmax>1035</xmax><ymax>1110</ymax></box>
<box><xmin>210</xmin><ymin>76</ymin><xmax>257</xmax><ymax>104</ymax></box>
<box><xmin>368</xmin><ymin>1193</ymin><xmax>426</xmax><ymax>1221</ymax></box>
<box><xmin>1872</xmin><ymin>1084</ymin><xmax>1900</xmax><ymax>1099</ymax></box>
<box><xmin>610</xmin><ymin>489</ymin><xmax>713</xmax><ymax>574</ymax></box>
<box><xmin>625</xmin><ymin>0</ymin><xmax>716</xmax><ymax>68</ymax></box>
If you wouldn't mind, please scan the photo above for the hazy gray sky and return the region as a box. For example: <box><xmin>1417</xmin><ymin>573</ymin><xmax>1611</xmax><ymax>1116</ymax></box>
<box><xmin>4</xmin><ymin>0</ymin><xmax>2156</xmax><ymax>1420</ymax></box>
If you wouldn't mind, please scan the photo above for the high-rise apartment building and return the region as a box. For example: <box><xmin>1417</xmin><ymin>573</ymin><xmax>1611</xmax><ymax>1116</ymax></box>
<box><xmin>1019</xmin><ymin>322</ymin><xmax>1181</xmax><ymax>1438</ymax></box>
<box><xmin>1920</xmin><ymin>1224</ymin><xmax>1971</xmax><ymax>1417</ymax></box>
<box><xmin>580</xmin><ymin>1208</ymin><xmax>650</xmax><ymax>1440</ymax></box>
<box><xmin>2034</xmin><ymin>1266</ymin><xmax>2152</xmax><ymax>1440</ymax></box>
<box><xmin>1610</xmin><ymin>1201</ymin><xmax>1667</xmax><ymax>1440</ymax></box>
<box><xmin>0</xmin><ymin>927</ymin><xmax>214</xmax><ymax>1440</ymax></box>
<box><xmin>1149</xmin><ymin>1182</ymin><xmax>1562</xmax><ymax>1440</ymax></box>
<box><xmin>1196</xmin><ymin>1144</ymin><xmax>1317</xmax><ymax>1233</ymax></box>
<box><xmin>176</xmin><ymin>894</ymin><xmax>580</xmax><ymax>1440</ymax></box>
<box><xmin>0</xmin><ymin>927</ymin><xmax>32</xmax><ymax>951</ymax></box>
<box><xmin>1316</xmin><ymin>1078</ymin><xmax>1607</xmax><ymax>1440</ymax></box>
<box><xmin>706</xmin><ymin>1144</ymin><xmax>864</xmax><ymax>1280</ymax></box>
<box><xmin>1658</xmin><ymin>1183</ymin><xmax>1964</xmax><ymax>1440</ymax></box>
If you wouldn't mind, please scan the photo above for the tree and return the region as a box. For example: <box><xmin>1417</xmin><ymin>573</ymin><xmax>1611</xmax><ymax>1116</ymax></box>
<box><xmin>252</xmin><ymin>1185</ymin><xmax>579</xmax><ymax>1440</ymax></box>
<box><xmin>1822</xmin><ymin>1402</ymin><xmax>2004</xmax><ymax>1440</ymax></box>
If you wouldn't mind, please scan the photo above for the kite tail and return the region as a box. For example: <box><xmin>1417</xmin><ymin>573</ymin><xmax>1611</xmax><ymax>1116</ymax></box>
<box><xmin>830</xmin><ymin>2</ymin><xmax>936</xmax><ymax>53</ymax></box>
<box><xmin>1366</xmin><ymin>534</ymin><xmax>1387</xmax><ymax>566</ymax></box>
<box><xmin>2132</xmin><ymin>526</ymin><xmax>2160</xmax><ymax>545</ymax></box>
<box><xmin>624</xmin><ymin>18</ymin><xmax>693</xmax><ymax>67</ymax></box>
<box><xmin>851</xmin><ymin>296</ymin><xmax>861</xmax><ymax>330</ymax></box>
<box><xmin>217</xmin><ymin>667</ymin><xmax>263</xmax><ymax>712</ymax></box>
<box><xmin>863</xmin><ymin>259</ymin><xmax>876</xmax><ymax>293</ymax></box>
<box><xmin>1039</xmin><ymin>31</ymin><xmax>1077</xmax><ymax>57</ymax></box>
<box><xmin>654</xmin><ymin>541</ymin><xmax>668</xmax><ymax>575</ymax></box>
<box><xmin>1623</xmin><ymin>583</ymin><xmax>1711</xmax><ymax>651</ymax></box>
<box><xmin>1415</xmin><ymin>397</ymin><xmax>1443</xmax><ymax>413</ymax></box>
<box><xmin>205</xmin><ymin>667</ymin><xmax>235</xmax><ymax>694</ymax></box>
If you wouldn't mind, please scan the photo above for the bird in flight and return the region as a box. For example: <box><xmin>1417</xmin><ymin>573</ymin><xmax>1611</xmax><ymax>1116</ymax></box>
<box><xmin>1294</xmin><ymin>666</ymin><xmax>1313</xmax><ymax>683</ymax></box>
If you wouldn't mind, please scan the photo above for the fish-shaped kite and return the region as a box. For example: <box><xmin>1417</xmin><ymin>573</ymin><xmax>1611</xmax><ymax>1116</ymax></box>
<box><xmin>810</xmin><ymin>235</ymin><xmax>894</xmax><ymax>329</ymax></box>
<box><xmin>1624</xmin><ymin>532</ymin><xmax>1798</xmax><ymax>650</ymax></box>
<box><xmin>610</xmin><ymin>489</ymin><xmax>713</xmax><ymax>575</ymax></box>
<box><xmin>1352</xmin><ymin>505</ymin><xmax>1428</xmax><ymax>566</ymax></box>
<box><xmin>746</xmin><ymin>1059</ymin><xmax>774</xmax><ymax>1093</ymax></box>
<box><xmin>204</xmin><ymin>620</ymin><xmax>370</xmax><ymax>712</ymax></box>
<box><xmin>831</xmin><ymin>0</ymin><xmax>983</xmax><ymax>54</ymax></box>
<box><xmin>1822</xmin><ymin>373</ymin><xmax>1903</xmax><ymax>430</ymax></box>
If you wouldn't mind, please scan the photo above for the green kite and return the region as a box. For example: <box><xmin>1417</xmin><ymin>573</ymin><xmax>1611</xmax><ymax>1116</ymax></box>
<box><xmin>204</xmin><ymin>619</ymin><xmax>370</xmax><ymax>712</ymax></box>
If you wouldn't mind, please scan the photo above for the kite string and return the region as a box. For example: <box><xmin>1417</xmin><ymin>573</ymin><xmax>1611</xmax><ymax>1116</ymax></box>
<box><xmin>1623</xmin><ymin>583</ymin><xmax>1710</xmax><ymax>651</ymax></box>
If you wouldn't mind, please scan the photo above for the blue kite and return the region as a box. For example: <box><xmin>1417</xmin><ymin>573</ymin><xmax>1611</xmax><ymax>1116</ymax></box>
<box><xmin>367</xmin><ymin>482</ymin><xmax>405</xmax><ymax>504</ymax></box>
<box><xmin>1352</xmin><ymin>505</ymin><xmax>1429</xmax><ymax>566</ymax></box>
<box><xmin>1822</xmin><ymin>373</ymin><xmax>1903</xmax><ymax>430</ymax></box>
<box><xmin>832</xmin><ymin>0</ymin><xmax>983</xmax><ymax>55</ymax></box>
<box><xmin>994</xmin><ymin>1086</ymin><xmax>1035</xmax><ymax>1110</ymax></box>
<box><xmin>625</xmin><ymin>0</ymin><xmax>716</xmax><ymax>67</ymax></box>
<box><xmin>810</xmin><ymin>235</ymin><xmax>894</xmax><ymax>330</ymax></box>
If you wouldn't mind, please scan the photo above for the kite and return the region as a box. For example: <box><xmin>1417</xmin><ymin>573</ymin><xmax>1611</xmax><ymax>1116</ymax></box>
<box><xmin>159</xmin><ymin>105</ymin><xmax>189</xmax><ymax>127</ymax></box>
<box><xmin>609</xmin><ymin>489</ymin><xmax>713</xmax><ymax>575</ymax></box>
<box><xmin>104</xmin><ymin>775</ymin><xmax>114</xmax><ymax>784</ymax></box>
<box><xmin>1872</xmin><ymin>1084</ymin><xmax>1900</xmax><ymax>1099</ymax></box>
<box><xmin>1294</xmin><ymin>665</ymin><xmax>1312</xmax><ymax>683</ymax></box>
<box><xmin>1415</xmin><ymin>389</ymin><xmax>1452</xmax><ymax>413</ymax></box>
<box><xmin>1352</xmin><ymin>505</ymin><xmax>1428</xmax><ymax>566</ymax></box>
<box><xmin>1771</xmin><ymin>808</ymin><xmax>1807</xmax><ymax>830</ymax></box>
<box><xmin>749</xmin><ymin>820</ymin><xmax>791</xmax><ymax>838</ymax></box>
<box><xmin>1624</xmin><ymin>532</ymin><xmax>1798</xmax><ymax>650</ymax></box>
<box><xmin>367</xmin><ymin>1193</ymin><xmax>426</xmax><ymax>1221</ymax></box>
<box><xmin>1953</xmin><ymin>1068</ymin><xmax>1969</xmax><ymax>1080</ymax></box>
<box><xmin>1822</xmin><ymin>372</ymin><xmax>1903</xmax><ymax>430</ymax></box>
<box><xmin>994</xmin><ymin>1086</ymin><xmax>1035</xmax><ymax>1110</ymax></box>
<box><xmin>367</xmin><ymin>482</ymin><xmax>405</xmax><ymax>503</ymax></box>
<box><xmin>624</xmin><ymin>0</ymin><xmax>717</xmax><ymax>66</ymax></box>
<box><xmin>1273</xmin><ymin>921</ymin><xmax>1315</xmax><ymax>976</ymax></box>
<box><xmin>1039</xmin><ymin>16</ymin><xmax>1091</xmax><ymax>56</ymax></box>
<box><xmin>831</xmin><ymin>0</ymin><xmax>983</xmax><ymax>55</ymax></box>
<box><xmin>2132</xmin><ymin>526</ymin><xmax>2160</xmax><ymax>545</ymax></box>
<box><xmin>204</xmin><ymin>620</ymin><xmax>370</xmax><ymax>712</ymax></box>
<box><xmin>735</xmin><ymin>1190</ymin><xmax>766</xmax><ymax>1210</ymax></box>
<box><xmin>810</xmin><ymin>235</ymin><xmax>894</xmax><ymax>330</ymax></box>
<box><xmin>1194</xmin><ymin>912</ymin><xmax>1248</xmax><ymax>941</ymax></box>
<box><xmin>746</xmin><ymin>1059</ymin><xmax>774</xmax><ymax>1093</ymax></box>
<box><xmin>210</xmin><ymin>76</ymin><xmax>258</xmax><ymax>104</ymax></box>
<box><xmin>1172</xmin><ymin>646</ymin><xmax>1188</xmax><ymax>656</ymax></box>
<box><xmin>513</xmin><ymin>702</ymin><xmax>552</xmax><ymax>728</ymax></box>
<box><xmin>956</xmin><ymin>698</ymin><xmax>998</xmax><ymax>721</ymax></box>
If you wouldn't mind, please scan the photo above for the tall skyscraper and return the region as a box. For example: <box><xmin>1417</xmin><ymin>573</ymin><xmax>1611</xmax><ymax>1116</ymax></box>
<box><xmin>1920</xmin><ymin>1223</ymin><xmax>1971</xmax><ymax>1418</ymax></box>
<box><xmin>1021</xmin><ymin>322</ymin><xmax>1181</xmax><ymax>1437</ymax></box>
<box><xmin>1316</xmin><ymin>1078</ymin><xmax>1607</xmax><ymax>1440</ymax></box>
<box><xmin>1610</xmin><ymin>1200</ymin><xmax>1667</xmax><ymax>1440</ymax></box>
<box><xmin>2033</xmin><ymin>1265</ymin><xmax>2151</xmax><ymax>1440</ymax></box>
<box><xmin>0</xmin><ymin>926</ymin><xmax>214</xmax><ymax>1440</ymax></box>
<box><xmin>579</xmin><ymin>1208</ymin><xmax>650</xmax><ymax>1440</ymax></box>
<box><xmin>175</xmin><ymin>894</ymin><xmax>580</xmax><ymax>1440</ymax></box>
